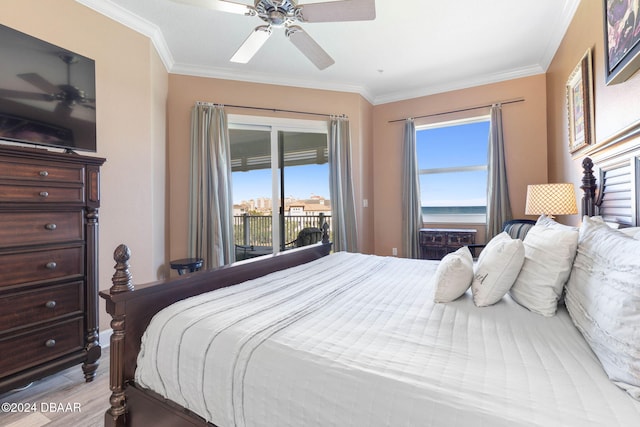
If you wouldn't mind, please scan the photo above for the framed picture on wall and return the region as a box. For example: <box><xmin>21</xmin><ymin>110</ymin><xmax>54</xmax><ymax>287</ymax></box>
<box><xmin>566</xmin><ymin>49</ymin><xmax>595</xmax><ymax>154</ymax></box>
<box><xmin>604</xmin><ymin>0</ymin><xmax>640</xmax><ymax>84</ymax></box>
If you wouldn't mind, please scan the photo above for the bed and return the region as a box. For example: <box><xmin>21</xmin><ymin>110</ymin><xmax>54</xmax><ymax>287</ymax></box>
<box><xmin>100</xmin><ymin>154</ymin><xmax>640</xmax><ymax>427</ymax></box>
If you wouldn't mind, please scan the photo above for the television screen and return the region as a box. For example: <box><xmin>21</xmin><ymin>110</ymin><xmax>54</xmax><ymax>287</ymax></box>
<box><xmin>0</xmin><ymin>24</ymin><xmax>96</xmax><ymax>152</ymax></box>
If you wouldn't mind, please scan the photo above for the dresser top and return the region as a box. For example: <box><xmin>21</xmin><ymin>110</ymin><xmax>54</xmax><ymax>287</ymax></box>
<box><xmin>0</xmin><ymin>144</ymin><xmax>105</xmax><ymax>166</ymax></box>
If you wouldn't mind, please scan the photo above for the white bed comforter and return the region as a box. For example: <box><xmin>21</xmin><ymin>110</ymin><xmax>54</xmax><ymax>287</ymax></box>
<box><xmin>135</xmin><ymin>252</ymin><xmax>640</xmax><ymax>427</ymax></box>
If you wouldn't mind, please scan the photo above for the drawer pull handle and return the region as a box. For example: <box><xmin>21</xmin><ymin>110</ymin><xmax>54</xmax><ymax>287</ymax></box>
<box><xmin>39</xmin><ymin>191</ymin><xmax>49</xmax><ymax>198</ymax></box>
<box><xmin>45</xmin><ymin>223</ymin><xmax>57</xmax><ymax>231</ymax></box>
<box><xmin>39</xmin><ymin>170</ymin><xmax>49</xmax><ymax>177</ymax></box>
<box><xmin>45</xmin><ymin>339</ymin><xmax>56</xmax><ymax>348</ymax></box>
<box><xmin>45</xmin><ymin>300</ymin><xmax>57</xmax><ymax>309</ymax></box>
<box><xmin>45</xmin><ymin>261</ymin><xmax>57</xmax><ymax>270</ymax></box>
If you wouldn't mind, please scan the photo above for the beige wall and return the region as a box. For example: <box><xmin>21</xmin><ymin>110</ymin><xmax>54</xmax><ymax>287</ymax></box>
<box><xmin>547</xmin><ymin>0</ymin><xmax>640</xmax><ymax>226</ymax></box>
<box><xmin>167</xmin><ymin>74</ymin><xmax>375</xmax><ymax>260</ymax></box>
<box><xmin>1</xmin><ymin>0</ymin><xmax>169</xmax><ymax>333</ymax></box>
<box><xmin>7</xmin><ymin>0</ymin><xmax>639</xmax><ymax>334</ymax></box>
<box><xmin>372</xmin><ymin>75</ymin><xmax>548</xmax><ymax>256</ymax></box>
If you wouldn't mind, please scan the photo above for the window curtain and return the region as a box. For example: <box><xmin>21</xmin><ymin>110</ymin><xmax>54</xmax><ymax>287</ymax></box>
<box><xmin>328</xmin><ymin>116</ymin><xmax>358</xmax><ymax>252</ymax></box>
<box><xmin>486</xmin><ymin>104</ymin><xmax>512</xmax><ymax>239</ymax></box>
<box><xmin>402</xmin><ymin>119</ymin><xmax>422</xmax><ymax>259</ymax></box>
<box><xmin>188</xmin><ymin>103</ymin><xmax>235</xmax><ymax>268</ymax></box>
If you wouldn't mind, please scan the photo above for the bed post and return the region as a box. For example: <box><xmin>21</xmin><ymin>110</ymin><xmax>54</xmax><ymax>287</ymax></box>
<box><xmin>105</xmin><ymin>244</ymin><xmax>134</xmax><ymax>427</ymax></box>
<box><xmin>581</xmin><ymin>157</ymin><xmax>597</xmax><ymax>217</ymax></box>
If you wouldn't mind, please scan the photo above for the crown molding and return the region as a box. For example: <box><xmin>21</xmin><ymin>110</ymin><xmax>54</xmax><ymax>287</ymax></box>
<box><xmin>372</xmin><ymin>64</ymin><xmax>546</xmax><ymax>105</ymax></box>
<box><xmin>171</xmin><ymin>62</ymin><xmax>374</xmax><ymax>103</ymax></box>
<box><xmin>75</xmin><ymin>0</ymin><xmax>175</xmax><ymax>70</ymax></box>
<box><xmin>76</xmin><ymin>0</ymin><xmax>577</xmax><ymax>107</ymax></box>
<box><xmin>537</xmin><ymin>0</ymin><xmax>581</xmax><ymax>70</ymax></box>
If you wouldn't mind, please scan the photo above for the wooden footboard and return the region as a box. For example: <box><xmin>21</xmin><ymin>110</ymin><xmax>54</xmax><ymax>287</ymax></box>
<box><xmin>99</xmin><ymin>239</ymin><xmax>332</xmax><ymax>427</ymax></box>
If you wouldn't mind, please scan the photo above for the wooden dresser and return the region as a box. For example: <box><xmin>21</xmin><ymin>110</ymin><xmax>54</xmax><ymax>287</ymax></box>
<box><xmin>0</xmin><ymin>145</ymin><xmax>105</xmax><ymax>393</ymax></box>
<box><xmin>419</xmin><ymin>228</ymin><xmax>476</xmax><ymax>260</ymax></box>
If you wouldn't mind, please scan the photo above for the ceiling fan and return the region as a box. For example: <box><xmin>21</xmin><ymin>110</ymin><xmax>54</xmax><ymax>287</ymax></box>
<box><xmin>172</xmin><ymin>0</ymin><xmax>376</xmax><ymax>70</ymax></box>
<box><xmin>0</xmin><ymin>53</ymin><xmax>95</xmax><ymax>117</ymax></box>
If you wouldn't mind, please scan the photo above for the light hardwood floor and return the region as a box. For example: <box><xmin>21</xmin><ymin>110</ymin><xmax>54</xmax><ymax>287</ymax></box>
<box><xmin>0</xmin><ymin>357</ymin><xmax>110</xmax><ymax>427</ymax></box>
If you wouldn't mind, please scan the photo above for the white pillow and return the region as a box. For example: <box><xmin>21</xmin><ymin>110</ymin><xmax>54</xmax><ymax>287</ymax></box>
<box><xmin>618</xmin><ymin>226</ymin><xmax>640</xmax><ymax>239</ymax></box>
<box><xmin>591</xmin><ymin>215</ymin><xmax>622</xmax><ymax>229</ymax></box>
<box><xmin>432</xmin><ymin>247</ymin><xmax>473</xmax><ymax>303</ymax></box>
<box><xmin>565</xmin><ymin>216</ymin><xmax>640</xmax><ymax>399</ymax></box>
<box><xmin>509</xmin><ymin>224</ymin><xmax>578</xmax><ymax>316</ymax></box>
<box><xmin>471</xmin><ymin>232</ymin><xmax>525</xmax><ymax>307</ymax></box>
<box><xmin>536</xmin><ymin>214</ymin><xmax>578</xmax><ymax>231</ymax></box>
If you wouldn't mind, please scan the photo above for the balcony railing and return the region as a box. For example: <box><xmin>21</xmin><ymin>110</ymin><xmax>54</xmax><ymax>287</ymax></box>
<box><xmin>233</xmin><ymin>213</ymin><xmax>331</xmax><ymax>247</ymax></box>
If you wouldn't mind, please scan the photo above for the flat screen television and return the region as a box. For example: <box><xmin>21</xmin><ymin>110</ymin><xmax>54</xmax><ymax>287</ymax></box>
<box><xmin>0</xmin><ymin>24</ymin><xmax>96</xmax><ymax>152</ymax></box>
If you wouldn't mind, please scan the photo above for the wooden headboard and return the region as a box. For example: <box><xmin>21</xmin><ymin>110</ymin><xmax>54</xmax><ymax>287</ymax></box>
<box><xmin>581</xmin><ymin>155</ymin><xmax>639</xmax><ymax>226</ymax></box>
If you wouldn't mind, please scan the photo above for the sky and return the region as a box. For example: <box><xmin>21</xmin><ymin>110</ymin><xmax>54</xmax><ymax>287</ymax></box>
<box><xmin>231</xmin><ymin>119</ymin><xmax>490</xmax><ymax>207</ymax></box>
<box><xmin>232</xmin><ymin>163</ymin><xmax>329</xmax><ymax>203</ymax></box>
<box><xmin>417</xmin><ymin>120</ymin><xmax>490</xmax><ymax>206</ymax></box>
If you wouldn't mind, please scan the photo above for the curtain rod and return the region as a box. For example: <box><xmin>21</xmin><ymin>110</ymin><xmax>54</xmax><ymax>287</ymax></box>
<box><xmin>195</xmin><ymin>101</ymin><xmax>347</xmax><ymax>119</ymax></box>
<box><xmin>388</xmin><ymin>98</ymin><xmax>525</xmax><ymax>123</ymax></box>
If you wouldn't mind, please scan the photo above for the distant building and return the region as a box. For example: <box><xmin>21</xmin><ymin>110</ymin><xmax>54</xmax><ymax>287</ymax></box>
<box><xmin>236</xmin><ymin>195</ymin><xmax>331</xmax><ymax>217</ymax></box>
<box><xmin>286</xmin><ymin>196</ymin><xmax>331</xmax><ymax>216</ymax></box>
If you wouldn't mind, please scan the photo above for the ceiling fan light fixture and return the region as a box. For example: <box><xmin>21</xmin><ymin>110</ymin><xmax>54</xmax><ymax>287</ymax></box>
<box><xmin>230</xmin><ymin>25</ymin><xmax>272</xmax><ymax>63</ymax></box>
<box><xmin>268</xmin><ymin>10</ymin><xmax>288</xmax><ymax>27</ymax></box>
<box><xmin>180</xmin><ymin>0</ymin><xmax>375</xmax><ymax>69</ymax></box>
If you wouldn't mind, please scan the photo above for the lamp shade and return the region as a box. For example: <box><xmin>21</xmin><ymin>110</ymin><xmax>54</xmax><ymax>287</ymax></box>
<box><xmin>525</xmin><ymin>183</ymin><xmax>578</xmax><ymax>216</ymax></box>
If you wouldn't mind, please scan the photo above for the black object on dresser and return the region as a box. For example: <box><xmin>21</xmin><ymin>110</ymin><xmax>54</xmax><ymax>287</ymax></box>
<box><xmin>0</xmin><ymin>145</ymin><xmax>105</xmax><ymax>393</ymax></box>
<box><xmin>419</xmin><ymin>228</ymin><xmax>476</xmax><ymax>260</ymax></box>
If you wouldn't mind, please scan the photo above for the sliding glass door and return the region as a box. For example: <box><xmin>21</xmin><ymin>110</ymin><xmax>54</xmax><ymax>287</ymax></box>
<box><xmin>229</xmin><ymin>116</ymin><xmax>329</xmax><ymax>259</ymax></box>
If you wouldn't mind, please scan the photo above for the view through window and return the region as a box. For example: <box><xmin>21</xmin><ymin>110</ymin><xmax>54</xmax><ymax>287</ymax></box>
<box><xmin>416</xmin><ymin>117</ymin><xmax>490</xmax><ymax>223</ymax></box>
<box><xmin>229</xmin><ymin>116</ymin><xmax>330</xmax><ymax>258</ymax></box>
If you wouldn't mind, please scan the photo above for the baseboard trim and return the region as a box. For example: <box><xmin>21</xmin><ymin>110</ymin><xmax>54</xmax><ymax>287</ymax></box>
<box><xmin>99</xmin><ymin>328</ymin><xmax>113</xmax><ymax>349</ymax></box>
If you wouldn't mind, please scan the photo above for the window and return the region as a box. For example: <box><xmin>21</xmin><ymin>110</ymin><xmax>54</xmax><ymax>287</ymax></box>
<box><xmin>416</xmin><ymin>117</ymin><xmax>490</xmax><ymax>224</ymax></box>
<box><xmin>228</xmin><ymin>116</ymin><xmax>330</xmax><ymax>255</ymax></box>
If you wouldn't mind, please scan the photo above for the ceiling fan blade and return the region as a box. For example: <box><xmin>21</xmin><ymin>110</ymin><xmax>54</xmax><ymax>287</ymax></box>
<box><xmin>286</xmin><ymin>26</ymin><xmax>334</xmax><ymax>70</ymax></box>
<box><xmin>0</xmin><ymin>88</ymin><xmax>53</xmax><ymax>101</ymax></box>
<box><xmin>170</xmin><ymin>0</ymin><xmax>254</xmax><ymax>15</ymax></box>
<box><xmin>296</xmin><ymin>0</ymin><xmax>376</xmax><ymax>23</ymax></box>
<box><xmin>230</xmin><ymin>25</ymin><xmax>272</xmax><ymax>64</ymax></box>
<box><xmin>18</xmin><ymin>73</ymin><xmax>60</xmax><ymax>94</ymax></box>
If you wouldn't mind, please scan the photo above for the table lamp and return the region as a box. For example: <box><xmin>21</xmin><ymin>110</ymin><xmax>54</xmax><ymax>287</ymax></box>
<box><xmin>525</xmin><ymin>183</ymin><xmax>578</xmax><ymax>218</ymax></box>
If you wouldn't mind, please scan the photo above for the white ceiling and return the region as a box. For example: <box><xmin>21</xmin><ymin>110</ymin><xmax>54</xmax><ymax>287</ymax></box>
<box><xmin>77</xmin><ymin>0</ymin><xmax>581</xmax><ymax>105</ymax></box>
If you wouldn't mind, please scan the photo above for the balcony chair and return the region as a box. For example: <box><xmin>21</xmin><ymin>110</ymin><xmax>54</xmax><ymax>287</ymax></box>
<box><xmin>235</xmin><ymin>244</ymin><xmax>254</xmax><ymax>261</ymax></box>
<box><xmin>285</xmin><ymin>227</ymin><xmax>323</xmax><ymax>249</ymax></box>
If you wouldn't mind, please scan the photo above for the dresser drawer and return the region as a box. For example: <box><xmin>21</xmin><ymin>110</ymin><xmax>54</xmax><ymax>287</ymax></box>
<box><xmin>420</xmin><ymin>231</ymin><xmax>447</xmax><ymax>245</ymax></box>
<box><xmin>0</xmin><ymin>183</ymin><xmax>84</xmax><ymax>203</ymax></box>
<box><xmin>0</xmin><ymin>211</ymin><xmax>83</xmax><ymax>248</ymax></box>
<box><xmin>0</xmin><ymin>159</ymin><xmax>84</xmax><ymax>184</ymax></box>
<box><xmin>447</xmin><ymin>232</ymin><xmax>475</xmax><ymax>246</ymax></box>
<box><xmin>0</xmin><ymin>281</ymin><xmax>83</xmax><ymax>331</ymax></box>
<box><xmin>0</xmin><ymin>317</ymin><xmax>83</xmax><ymax>377</ymax></box>
<box><xmin>0</xmin><ymin>246</ymin><xmax>84</xmax><ymax>288</ymax></box>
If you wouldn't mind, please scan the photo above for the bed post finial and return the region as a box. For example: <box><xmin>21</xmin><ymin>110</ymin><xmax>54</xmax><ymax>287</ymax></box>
<box><xmin>105</xmin><ymin>244</ymin><xmax>133</xmax><ymax>426</ymax></box>
<box><xmin>581</xmin><ymin>157</ymin><xmax>597</xmax><ymax>217</ymax></box>
<box><xmin>321</xmin><ymin>221</ymin><xmax>330</xmax><ymax>244</ymax></box>
<box><xmin>110</xmin><ymin>244</ymin><xmax>134</xmax><ymax>294</ymax></box>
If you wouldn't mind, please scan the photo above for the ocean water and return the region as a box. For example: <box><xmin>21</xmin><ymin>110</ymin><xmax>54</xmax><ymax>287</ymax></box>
<box><xmin>422</xmin><ymin>206</ymin><xmax>486</xmax><ymax>214</ymax></box>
